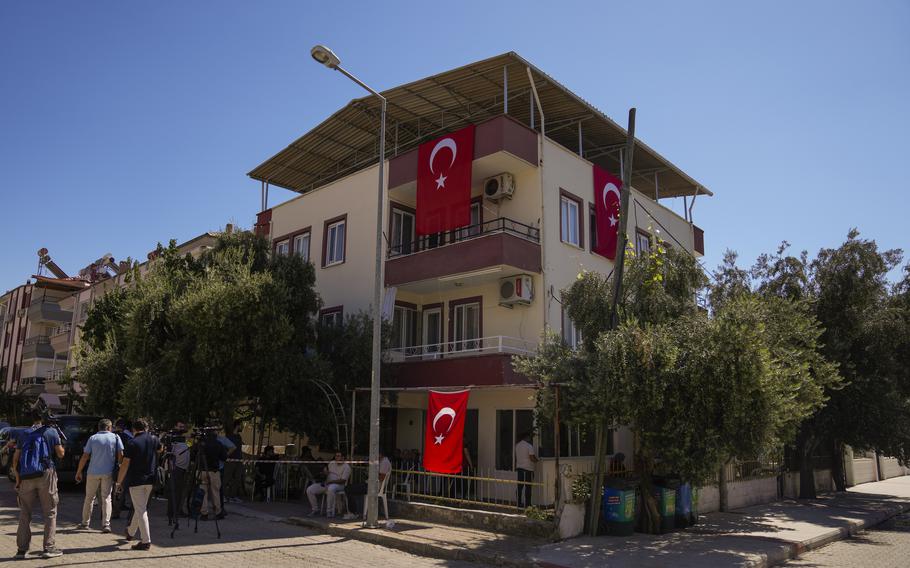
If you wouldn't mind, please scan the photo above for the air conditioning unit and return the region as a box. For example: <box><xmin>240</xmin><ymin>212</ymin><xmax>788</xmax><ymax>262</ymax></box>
<box><xmin>499</xmin><ymin>274</ymin><xmax>533</xmax><ymax>307</ymax></box>
<box><xmin>484</xmin><ymin>172</ymin><xmax>515</xmax><ymax>201</ymax></box>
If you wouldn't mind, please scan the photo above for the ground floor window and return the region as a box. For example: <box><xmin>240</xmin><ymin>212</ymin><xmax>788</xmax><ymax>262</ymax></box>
<box><xmin>495</xmin><ymin>409</ymin><xmax>534</xmax><ymax>471</ymax></box>
<box><xmin>537</xmin><ymin>421</ymin><xmax>606</xmax><ymax>458</ymax></box>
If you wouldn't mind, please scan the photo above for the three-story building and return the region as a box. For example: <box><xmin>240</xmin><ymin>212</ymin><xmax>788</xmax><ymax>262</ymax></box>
<box><xmin>249</xmin><ymin>52</ymin><xmax>712</xmax><ymax>502</ymax></box>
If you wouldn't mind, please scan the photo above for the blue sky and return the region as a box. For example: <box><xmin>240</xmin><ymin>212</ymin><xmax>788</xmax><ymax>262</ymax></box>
<box><xmin>1</xmin><ymin>1</ymin><xmax>908</xmax><ymax>294</ymax></box>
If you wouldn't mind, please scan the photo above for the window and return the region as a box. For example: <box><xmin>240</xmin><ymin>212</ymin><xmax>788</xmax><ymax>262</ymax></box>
<box><xmin>537</xmin><ymin>422</ymin><xmax>606</xmax><ymax>458</ymax></box>
<box><xmin>450</xmin><ymin>297</ymin><xmax>481</xmax><ymax>352</ymax></box>
<box><xmin>559</xmin><ymin>190</ymin><xmax>583</xmax><ymax>247</ymax></box>
<box><xmin>562</xmin><ymin>308</ymin><xmax>581</xmax><ymax>349</ymax></box>
<box><xmin>391</xmin><ymin>303</ymin><xmax>418</xmax><ymax>352</ymax></box>
<box><xmin>275</xmin><ymin>240</ymin><xmax>290</xmax><ymax>256</ymax></box>
<box><xmin>390</xmin><ymin>207</ymin><xmax>415</xmax><ymax>256</ymax></box>
<box><xmin>320</xmin><ymin>306</ymin><xmax>343</xmax><ymax>327</ymax></box>
<box><xmin>496</xmin><ymin>409</ymin><xmax>534</xmax><ymax>470</ymax></box>
<box><xmin>422</xmin><ymin>304</ymin><xmax>443</xmax><ymax>356</ymax></box>
<box><xmin>323</xmin><ymin>215</ymin><xmax>347</xmax><ymax>267</ymax></box>
<box><xmin>589</xmin><ymin>203</ymin><xmax>598</xmax><ymax>252</ymax></box>
<box><xmin>454</xmin><ymin>200</ymin><xmax>482</xmax><ymax>241</ymax></box>
<box><xmin>293</xmin><ymin>232</ymin><xmax>310</xmax><ymax>262</ymax></box>
<box><xmin>635</xmin><ymin>229</ymin><xmax>651</xmax><ymax>255</ymax></box>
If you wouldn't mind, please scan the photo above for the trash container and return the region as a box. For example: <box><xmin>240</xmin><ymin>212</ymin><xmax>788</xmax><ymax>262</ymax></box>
<box><xmin>602</xmin><ymin>479</ymin><xmax>637</xmax><ymax>536</ymax></box>
<box><xmin>653</xmin><ymin>485</ymin><xmax>676</xmax><ymax>533</ymax></box>
<box><xmin>675</xmin><ymin>482</ymin><xmax>694</xmax><ymax>528</ymax></box>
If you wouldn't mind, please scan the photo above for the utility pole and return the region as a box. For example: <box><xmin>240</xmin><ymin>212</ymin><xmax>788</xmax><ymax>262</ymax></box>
<box><xmin>610</xmin><ymin>108</ymin><xmax>636</xmax><ymax>327</ymax></box>
<box><xmin>587</xmin><ymin>108</ymin><xmax>637</xmax><ymax>536</ymax></box>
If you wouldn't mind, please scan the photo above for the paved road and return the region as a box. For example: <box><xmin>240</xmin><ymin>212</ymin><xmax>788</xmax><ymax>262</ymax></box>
<box><xmin>0</xmin><ymin>478</ymin><xmax>480</xmax><ymax>567</ymax></box>
<box><xmin>782</xmin><ymin>513</ymin><xmax>910</xmax><ymax>568</ymax></box>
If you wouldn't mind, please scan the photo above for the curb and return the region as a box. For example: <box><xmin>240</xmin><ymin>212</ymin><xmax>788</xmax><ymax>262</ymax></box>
<box><xmin>284</xmin><ymin>516</ymin><xmax>538</xmax><ymax>567</ymax></box>
<box><xmin>750</xmin><ymin>500</ymin><xmax>910</xmax><ymax>568</ymax></box>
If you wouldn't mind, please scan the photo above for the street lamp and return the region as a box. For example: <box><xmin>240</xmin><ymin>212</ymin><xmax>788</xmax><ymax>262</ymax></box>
<box><xmin>311</xmin><ymin>44</ymin><xmax>387</xmax><ymax>528</ymax></box>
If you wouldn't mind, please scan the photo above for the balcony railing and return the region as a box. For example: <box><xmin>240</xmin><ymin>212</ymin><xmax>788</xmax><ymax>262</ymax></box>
<box><xmin>19</xmin><ymin>376</ymin><xmax>46</xmax><ymax>387</ymax></box>
<box><xmin>46</xmin><ymin>369</ymin><xmax>68</xmax><ymax>382</ymax></box>
<box><xmin>51</xmin><ymin>323</ymin><xmax>72</xmax><ymax>337</ymax></box>
<box><xmin>24</xmin><ymin>335</ymin><xmax>50</xmax><ymax>346</ymax></box>
<box><xmin>386</xmin><ymin>335</ymin><xmax>536</xmax><ymax>362</ymax></box>
<box><xmin>388</xmin><ymin>217</ymin><xmax>540</xmax><ymax>258</ymax></box>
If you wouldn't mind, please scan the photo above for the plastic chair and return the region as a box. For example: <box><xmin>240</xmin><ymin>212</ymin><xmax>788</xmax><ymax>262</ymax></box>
<box><xmin>363</xmin><ymin>473</ymin><xmax>391</xmax><ymax>522</ymax></box>
<box><xmin>393</xmin><ymin>468</ymin><xmax>412</xmax><ymax>502</ymax></box>
<box><xmin>319</xmin><ymin>486</ymin><xmax>348</xmax><ymax>517</ymax></box>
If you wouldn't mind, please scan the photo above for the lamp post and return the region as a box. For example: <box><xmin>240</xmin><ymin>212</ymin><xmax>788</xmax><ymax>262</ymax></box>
<box><xmin>311</xmin><ymin>44</ymin><xmax>386</xmax><ymax>528</ymax></box>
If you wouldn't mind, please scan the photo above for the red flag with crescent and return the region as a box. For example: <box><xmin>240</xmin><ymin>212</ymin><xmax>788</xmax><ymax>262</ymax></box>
<box><xmin>593</xmin><ymin>164</ymin><xmax>622</xmax><ymax>260</ymax></box>
<box><xmin>423</xmin><ymin>389</ymin><xmax>470</xmax><ymax>473</ymax></box>
<box><xmin>416</xmin><ymin>125</ymin><xmax>475</xmax><ymax>236</ymax></box>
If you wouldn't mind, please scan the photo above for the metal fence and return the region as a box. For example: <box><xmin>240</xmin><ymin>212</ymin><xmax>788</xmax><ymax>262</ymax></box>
<box><xmin>230</xmin><ymin>459</ymin><xmax>552</xmax><ymax>511</ymax></box>
<box><xmin>716</xmin><ymin>455</ymin><xmax>782</xmax><ymax>484</ymax></box>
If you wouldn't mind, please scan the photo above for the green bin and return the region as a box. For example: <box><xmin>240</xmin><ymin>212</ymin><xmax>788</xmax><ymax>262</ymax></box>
<box><xmin>653</xmin><ymin>486</ymin><xmax>676</xmax><ymax>533</ymax></box>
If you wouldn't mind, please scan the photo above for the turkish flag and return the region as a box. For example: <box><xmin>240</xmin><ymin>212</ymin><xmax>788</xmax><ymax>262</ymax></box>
<box><xmin>423</xmin><ymin>389</ymin><xmax>470</xmax><ymax>474</ymax></box>
<box><xmin>416</xmin><ymin>125</ymin><xmax>475</xmax><ymax>236</ymax></box>
<box><xmin>593</xmin><ymin>165</ymin><xmax>622</xmax><ymax>260</ymax></box>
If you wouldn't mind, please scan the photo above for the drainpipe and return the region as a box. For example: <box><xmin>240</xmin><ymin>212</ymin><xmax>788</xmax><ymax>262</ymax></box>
<box><xmin>526</xmin><ymin>67</ymin><xmax>547</xmax><ymax>330</ymax></box>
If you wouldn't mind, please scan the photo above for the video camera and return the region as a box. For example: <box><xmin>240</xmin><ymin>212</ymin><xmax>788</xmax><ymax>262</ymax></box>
<box><xmin>31</xmin><ymin>398</ymin><xmax>67</xmax><ymax>442</ymax></box>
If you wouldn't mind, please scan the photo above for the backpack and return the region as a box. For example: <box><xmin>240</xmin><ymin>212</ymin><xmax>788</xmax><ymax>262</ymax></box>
<box><xmin>18</xmin><ymin>427</ymin><xmax>52</xmax><ymax>480</ymax></box>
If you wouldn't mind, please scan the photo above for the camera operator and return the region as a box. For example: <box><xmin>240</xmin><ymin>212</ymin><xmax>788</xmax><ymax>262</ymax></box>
<box><xmin>199</xmin><ymin>430</ymin><xmax>227</xmax><ymax>520</ymax></box>
<box><xmin>115</xmin><ymin>419</ymin><xmax>161</xmax><ymax>551</ymax></box>
<box><xmin>165</xmin><ymin>422</ymin><xmax>190</xmax><ymax>518</ymax></box>
<box><xmin>11</xmin><ymin>407</ymin><xmax>65</xmax><ymax>560</ymax></box>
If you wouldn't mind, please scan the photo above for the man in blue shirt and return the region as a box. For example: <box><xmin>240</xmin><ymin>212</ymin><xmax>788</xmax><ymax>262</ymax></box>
<box><xmin>74</xmin><ymin>419</ymin><xmax>123</xmax><ymax>533</ymax></box>
<box><xmin>11</xmin><ymin>409</ymin><xmax>65</xmax><ymax>560</ymax></box>
<box><xmin>115</xmin><ymin>419</ymin><xmax>161</xmax><ymax>550</ymax></box>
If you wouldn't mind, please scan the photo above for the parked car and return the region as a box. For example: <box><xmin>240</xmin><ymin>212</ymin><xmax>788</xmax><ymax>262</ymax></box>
<box><xmin>55</xmin><ymin>415</ymin><xmax>102</xmax><ymax>484</ymax></box>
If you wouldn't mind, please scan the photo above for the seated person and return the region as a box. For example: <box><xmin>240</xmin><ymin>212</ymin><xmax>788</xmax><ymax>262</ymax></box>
<box><xmin>254</xmin><ymin>446</ymin><xmax>279</xmax><ymax>500</ymax></box>
<box><xmin>346</xmin><ymin>451</ymin><xmax>392</xmax><ymax>518</ymax></box>
<box><xmin>305</xmin><ymin>451</ymin><xmax>350</xmax><ymax>518</ymax></box>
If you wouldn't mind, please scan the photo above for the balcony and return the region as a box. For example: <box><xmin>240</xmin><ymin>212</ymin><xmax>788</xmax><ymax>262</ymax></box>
<box><xmin>50</xmin><ymin>323</ymin><xmax>72</xmax><ymax>352</ymax></box>
<box><xmin>27</xmin><ymin>299</ymin><xmax>73</xmax><ymax>324</ymax></box>
<box><xmin>385</xmin><ymin>217</ymin><xmax>541</xmax><ymax>289</ymax></box>
<box><xmin>22</xmin><ymin>335</ymin><xmax>55</xmax><ymax>360</ymax></box>
<box><xmin>46</xmin><ymin>368</ymin><xmax>68</xmax><ymax>384</ymax></box>
<box><xmin>17</xmin><ymin>376</ymin><xmax>46</xmax><ymax>396</ymax></box>
<box><xmin>386</xmin><ymin>335</ymin><xmax>536</xmax><ymax>388</ymax></box>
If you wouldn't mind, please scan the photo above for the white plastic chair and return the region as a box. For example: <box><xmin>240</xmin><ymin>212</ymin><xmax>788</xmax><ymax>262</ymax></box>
<box><xmin>319</xmin><ymin>485</ymin><xmax>348</xmax><ymax>517</ymax></box>
<box><xmin>393</xmin><ymin>468</ymin><xmax>412</xmax><ymax>502</ymax></box>
<box><xmin>363</xmin><ymin>472</ymin><xmax>391</xmax><ymax>522</ymax></box>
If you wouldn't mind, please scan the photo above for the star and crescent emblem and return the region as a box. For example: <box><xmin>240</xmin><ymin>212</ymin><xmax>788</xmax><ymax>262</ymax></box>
<box><xmin>429</xmin><ymin>137</ymin><xmax>458</xmax><ymax>190</ymax></box>
<box><xmin>431</xmin><ymin>406</ymin><xmax>457</xmax><ymax>445</ymax></box>
<box><xmin>603</xmin><ymin>182</ymin><xmax>621</xmax><ymax>227</ymax></box>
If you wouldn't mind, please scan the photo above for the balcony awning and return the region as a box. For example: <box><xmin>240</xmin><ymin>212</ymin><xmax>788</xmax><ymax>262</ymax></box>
<box><xmin>248</xmin><ymin>52</ymin><xmax>712</xmax><ymax>200</ymax></box>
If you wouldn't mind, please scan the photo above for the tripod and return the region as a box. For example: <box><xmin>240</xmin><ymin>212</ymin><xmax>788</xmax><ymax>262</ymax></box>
<box><xmin>186</xmin><ymin>438</ymin><xmax>222</xmax><ymax>538</ymax></box>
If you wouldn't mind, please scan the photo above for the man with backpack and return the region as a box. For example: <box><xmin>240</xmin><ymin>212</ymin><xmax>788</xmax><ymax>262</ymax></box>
<box><xmin>11</xmin><ymin>409</ymin><xmax>65</xmax><ymax>560</ymax></box>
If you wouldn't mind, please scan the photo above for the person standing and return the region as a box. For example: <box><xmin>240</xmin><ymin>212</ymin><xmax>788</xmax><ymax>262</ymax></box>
<box><xmin>74</xmin><ymin>419</ymin><xmax>123</xmax><ymax>533</ymax></box>
<box><xmin>514</xmin><ymin>431</ymin><xmax>538</xmax><ymax>508</ymax></box>
<box><xmin>12</xmin><ymin>408</ymin><xmax>65</xmax><ymax>560</ymax></box>
<box><xmin>115</xmin><ymin>419</ymin><xmax>160</xmax><ymax>551</ymax></box>
<box><xmin>111</xmin><ymin>419</ymin><xmax>133</xmax><ymax>520</ymax></box>
<box><xmin>306</xmin><ymin>451</ymin><xmax>351</xmax><ymax>518</ymax></box>
<box><xmin>166</xmin><ymin>425</ymin><xmax>190</xmax><ymax>519</ymax></box>
<box><xmin>199</xmin><ymin>431</ymin><xmax>227</xmax><ymax>520</ymax></box>
<box><xmin>223</xmin><ymin>420</ymin><xmax>244</xmax><ymax>502</ymax></box>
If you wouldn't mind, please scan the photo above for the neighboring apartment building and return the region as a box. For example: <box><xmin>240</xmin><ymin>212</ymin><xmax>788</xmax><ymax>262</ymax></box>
<box><xmin>0</xmin><ymin>230</ymin><xmax>226</xmax><ymax>411</ymax></box>
<box><xmin>249</xmin><ymin>52</ymin><xmax>711</xmax><ymax>502</ymax></box>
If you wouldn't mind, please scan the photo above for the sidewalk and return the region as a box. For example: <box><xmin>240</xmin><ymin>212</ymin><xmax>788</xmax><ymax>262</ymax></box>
<box><xmin>226</xmin><ymin>476</ymin><xmax>910</xmax><ymax>568</ymax></box>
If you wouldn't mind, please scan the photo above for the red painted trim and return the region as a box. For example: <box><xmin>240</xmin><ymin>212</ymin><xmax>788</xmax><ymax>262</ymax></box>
<box><xmin>390</xmin><ymin>353</ymin><xmax>532</xmax><ymax>388</ymax></box>
<box><xmin>321</xmin><ymin>214</ymin><xmax>348</xmax><ymax>268</ymax></box>
<box><xmin>559</xmin><ymin>188</ymin><xmax>584</xmax><ymax>249</ymax></box>
<box><xmin>693</xmin><ymin>224</ymin><xmax>705</xmax><ymax>255</ymax></box>
<box><xmin>384</xmin><ymin>233</ymin><xmax>541</xmax><ymax>287</ymax></box>
<box><xmin>394</xmin><ymin>300</ymin><xmax>418</xmax><ymax>310</ymax></box>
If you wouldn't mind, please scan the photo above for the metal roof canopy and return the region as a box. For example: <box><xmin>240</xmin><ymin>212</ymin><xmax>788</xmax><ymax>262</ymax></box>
<box><xmin>248</xmin><ymin>52</ymin><xmax>712</xmax><ymax>200</ymax></box>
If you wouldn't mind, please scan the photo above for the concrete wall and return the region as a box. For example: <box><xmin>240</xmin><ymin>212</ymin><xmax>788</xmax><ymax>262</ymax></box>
<box><xmin>852</xmin><ymin>457</ymin><xmax>878</xmax><ymax>485</ymax></box>
<box><xmin>269</xmin><ymin>164</ymin><xmax>386</xmax><ymax>317</ymax></box>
